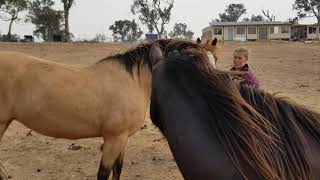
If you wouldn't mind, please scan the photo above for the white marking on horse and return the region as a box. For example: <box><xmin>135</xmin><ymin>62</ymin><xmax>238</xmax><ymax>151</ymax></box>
<box><xmin>207</xmin><ymin>51</ymin><xmax>216</xmax><ymax>68</ymax></box>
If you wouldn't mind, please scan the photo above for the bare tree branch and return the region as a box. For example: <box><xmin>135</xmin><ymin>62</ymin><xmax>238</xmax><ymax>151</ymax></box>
<box><xmin>262</xmin><ymin>9</ymin><xmax>275</xmax><ymax>21</ymax></box>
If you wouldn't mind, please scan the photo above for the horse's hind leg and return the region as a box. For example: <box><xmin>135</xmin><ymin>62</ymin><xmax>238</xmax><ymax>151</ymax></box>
<box><xmin>112</xmin><ymin>149</ymin><xmax>125</xmax><ymax>180</ymax></box>
<box><xmin>0</xmin><ymin>120</ymin><xmax>12</xmax><ymax>141</ymax></box>
<box><xmin>0</xmin><ymin>163</ymin><xmax>9</xmax><ymax>180</ymax></box>
<box><xmin>0</xmin><ymin>119</ymin><xmax>13</xmax><ymax>180</ymax></box>
<box><xmin>97</xmin><ymin>134</ymin><xmax>127</xmax><ymax>180</ymax></box>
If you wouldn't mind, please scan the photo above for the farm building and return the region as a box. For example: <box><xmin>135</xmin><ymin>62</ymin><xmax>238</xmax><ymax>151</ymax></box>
<box><xmin>202</xmin><ymin>21</ymin><xmax>320</xmax><ymax>41</ymax></box>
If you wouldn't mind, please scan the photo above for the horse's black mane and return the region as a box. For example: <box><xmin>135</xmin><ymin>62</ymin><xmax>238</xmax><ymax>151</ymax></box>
<box><xmin>237</xmin><ymin>83</ymin><xmax>320</xmax><ymax>143</ymax></box>
<box><xmin>99</xmin><ymin>39</ymin><xmax>206</xmax><ymax>76</ymax></box>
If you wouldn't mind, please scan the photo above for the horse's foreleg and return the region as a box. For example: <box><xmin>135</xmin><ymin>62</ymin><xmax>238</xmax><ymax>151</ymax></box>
<box><xmin>112</xmin><ymin>147</ymin><xmax>125</xmax><ymax>180</ymax></box>
<box><xmin>97</xmin><ymin>134</ymin><xmax>127</xmax><ymax>180</ymax></box>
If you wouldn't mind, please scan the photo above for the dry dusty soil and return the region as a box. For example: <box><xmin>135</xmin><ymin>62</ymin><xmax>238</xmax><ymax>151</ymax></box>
<box><xmin>0</xmin><ymin>41</ymin><xmax>319</xmax><ymax>180</ymax></box>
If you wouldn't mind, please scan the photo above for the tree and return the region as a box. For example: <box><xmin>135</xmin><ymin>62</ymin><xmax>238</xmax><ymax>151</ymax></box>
<box><xmin>250</xmin><ymin>14</ymin><xmax>265</xmax><ymax>21</ymax></box>
<box><xmin>218</xmin><ymin>3</ymin><xmax>246</xmax><ymax>22</ymax></box>
<box><xmin>93</xmin><ymin>33</ymin><xmax>107</xmax><ymax>43</ymax></box>
<box><xmin>286</xmin><ymin>17</ymin><xmax>299</xmax><ymax>24</ymax></box>
<box><xmin>293</xmin><ymin>0</ymin><xmax>320</xmax><ymax>26</ymax></box>
<box><xmin>131</xmin><ymin>0</ymin><xmax>174</xmax><ymax>38</ymax></box>
<box><xmin>242</xmin><ymin>15</ymin><xmax>265</xmax><ymax>22</ymax></box>
<box><xmin>0</xmin><ymin>0</ymin><xmax>28</xmax><ymax>39</ymax></box>
<box><xmin>61</xmin><ymin>0</ymin><xmax>74</xmax><ymax>42</ymax></box>
<box><xmin>27</xmin><ymin>0</ymin><xmax>64</xmax><ymax>41</ymax></box>
<box><xmin>109</xmin><ymin>19</ymin><xmax>143</xmax><ymax>42</ymax></box>
<box><xmin>169</xmin><ymin>22</ymin><xmax>194</xmax><ymax>39</ymax></box>
<box><xmin>262</xmin><ymin>9</ymin><xmax>276</xmax><ymax>21</ymax></box>
<box><xmin>242</xmin><ymin>17</ymin><xmax>250</xmax><ymax>22</ymax></box>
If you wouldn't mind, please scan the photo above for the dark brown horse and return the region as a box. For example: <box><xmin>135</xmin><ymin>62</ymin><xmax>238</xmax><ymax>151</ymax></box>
<box><xmin>149</xmin><ymin>42</ymin><xmax>320</xmax><ymax>180</ymax></box>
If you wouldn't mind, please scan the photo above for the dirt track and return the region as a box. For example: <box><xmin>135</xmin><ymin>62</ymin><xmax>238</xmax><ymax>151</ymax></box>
<box><xmin>0</xmin><ymin>41</ymin><xmax>319</xmax><ymax>180</ymax></box>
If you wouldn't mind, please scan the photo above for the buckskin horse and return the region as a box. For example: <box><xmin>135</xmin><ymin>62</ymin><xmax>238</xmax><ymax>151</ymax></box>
<box><xmin>149</xmin><ymin>43</ymin><xmax>320</xmax><ymax>180</ymax></box>
<box><xmin>0</xmin><ymin>39</ymin><xmax>218</xmax><ymax>180</ymax></box>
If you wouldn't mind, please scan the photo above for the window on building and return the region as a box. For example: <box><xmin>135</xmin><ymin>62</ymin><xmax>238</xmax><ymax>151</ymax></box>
<box><xmin>248</xmin><ymin>26</ymin><xmax>256</xmax><ymax>34</ymax></box>
<box><xmin>214</xmin><ymin>27</ymin><xmax>223</xmax><ymax>35</ymax></box>
<box><xmin>274</xmin><ymin>26</ymin><xmax>279</xmax><ymax>34</ymax></box>
<box><xmin>270</xmin><ymin>26</ymin><xmax>274</xmax><ymax>34</ymax></box>
<box><xmin>281</xmin><ymin>26</ymin><xmax>289</xmax><ymax>34</ymax></box>
<box><xmin>236</xmin><ymin>27</ymin><xmax>246</xmax><ymax>35</ymax></box>
<box><xmin>309</xmin><ymin>26</ymin><xmax>317</xmax><ymax>34</ymax></box>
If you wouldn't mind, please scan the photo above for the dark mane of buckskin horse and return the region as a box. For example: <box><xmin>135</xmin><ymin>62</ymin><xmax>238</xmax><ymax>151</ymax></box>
<box><xmin>149</xmin><ymin>43</ymin><xmax>320</xmax><ymax>180</ymax></box>
<box><xmin>99</xmin><ymin>39</ymin><xmax>212</xmax><ymax>76</ymax></box>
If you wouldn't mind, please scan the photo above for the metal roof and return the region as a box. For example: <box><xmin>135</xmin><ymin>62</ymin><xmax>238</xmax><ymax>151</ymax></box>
<box><xmin>209</xmin><ymin>21</ymin><xmax>284</xmax><ymax>26</ymax></box>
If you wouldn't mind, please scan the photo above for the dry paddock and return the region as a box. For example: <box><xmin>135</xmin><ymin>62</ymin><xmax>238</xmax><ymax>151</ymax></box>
<box><xmin>0</xmin><ymin>41</ymin><xmax>319</xmax><ymax>180</ymax></box>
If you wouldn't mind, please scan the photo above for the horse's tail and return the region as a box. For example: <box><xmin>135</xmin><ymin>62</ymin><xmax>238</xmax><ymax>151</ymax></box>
<box><xmin>237</xmin><ymin>83</ymin><xmax>319</xmax><ymax>179</ymax></box>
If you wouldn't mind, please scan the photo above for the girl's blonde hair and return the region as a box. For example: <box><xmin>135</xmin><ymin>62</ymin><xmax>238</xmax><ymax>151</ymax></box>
<box><xmin>234</xmin><ymin>47</ymin><xmax>249</xmax><ymax>59</ymax></box>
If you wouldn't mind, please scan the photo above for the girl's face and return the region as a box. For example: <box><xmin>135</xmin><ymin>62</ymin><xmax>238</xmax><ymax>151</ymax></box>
<box><xmin>233</xmin><ymin>53</ymin><xmax>248</xmax><ymax>70</ymax></box>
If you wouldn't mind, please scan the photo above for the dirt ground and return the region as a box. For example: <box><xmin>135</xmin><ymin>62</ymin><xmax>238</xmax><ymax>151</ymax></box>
<box><xmin>0</xmin><ymin>41</ymin><xmax>319</xmax><ymax>180</ymax></box>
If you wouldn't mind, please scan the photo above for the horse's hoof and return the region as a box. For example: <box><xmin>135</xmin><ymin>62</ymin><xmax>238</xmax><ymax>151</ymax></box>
<box><xmin>0</xmin><ymin>163</ymin><xmax>9</xmax><ymax>180</ymax></box>
<box><xmin>100</xmin><ymin>144</ymin><xmax>104</xmax><ymax>151</ymax></box>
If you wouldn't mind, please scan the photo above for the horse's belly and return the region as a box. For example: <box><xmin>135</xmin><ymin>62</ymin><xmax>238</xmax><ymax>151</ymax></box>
<box><xmin>16</xmin><ymin>115</ymin><xmax>101</xmax><ymax>139</ymax></box>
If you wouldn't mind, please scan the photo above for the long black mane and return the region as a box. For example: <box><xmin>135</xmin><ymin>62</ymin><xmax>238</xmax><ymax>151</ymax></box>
<box><xmin>237</xmin><ymin>83</ymin><xmax>320</xmax><ymax>178</ymax></box>
<box><xmin>98</xmin><ymin>39</ymin><xmax>208</xmax><ymax>76</ymax></box>
<box><xmin>152</xmin><ymin>47</ymin><xmax>320</xmax><ymax>180</ymax></box>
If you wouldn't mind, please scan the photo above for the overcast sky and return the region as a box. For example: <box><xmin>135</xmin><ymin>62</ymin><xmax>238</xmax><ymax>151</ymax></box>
<box><xmin>0</xmin><ymin>0</ymin><xmax>316</xmax><ymax>41</ymax></box>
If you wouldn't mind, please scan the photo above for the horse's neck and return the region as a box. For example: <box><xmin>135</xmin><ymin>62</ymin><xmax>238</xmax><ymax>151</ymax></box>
<box><xmin>150</xmin><ymin>67</ymin><xmax>242</xmax><ymax>179</ymax></box>
<box><xmin>91</xmin><ymin>60</ymin><xmax>152</xmax><ymax>104</ymax></box>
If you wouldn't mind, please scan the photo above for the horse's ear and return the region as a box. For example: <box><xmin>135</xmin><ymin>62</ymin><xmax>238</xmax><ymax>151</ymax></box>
<box><xmin>196</xmin><ymin>38</ymin><xmax>201</xmax><ymax>44</ymax></box>
<box><xmin>212</xmin><ymin>37</ymin><xmax>217</xmax><ymax>46</ymax></box>
<box><xmin>150</xmin><ymin>44</ymin><xmax>164</xmax><ymax>66</ymax></box>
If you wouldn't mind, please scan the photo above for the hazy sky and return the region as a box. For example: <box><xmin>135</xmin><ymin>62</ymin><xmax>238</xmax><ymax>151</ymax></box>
<box><xmin>0</xmin><ymin>0</ymin><xmax>316</xmax><ymax>41</ymax></box>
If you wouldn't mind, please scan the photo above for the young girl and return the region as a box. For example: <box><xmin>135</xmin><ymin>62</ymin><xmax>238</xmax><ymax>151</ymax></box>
<box><xmin>230</xmin><ymin>47</ymin><xmax>260</xmax><ymax>89</ymax></box>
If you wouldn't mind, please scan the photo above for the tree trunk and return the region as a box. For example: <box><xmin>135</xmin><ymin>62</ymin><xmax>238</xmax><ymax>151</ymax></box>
<box><xmin>154</xmin><ymin>26</ymin><xmax>161</xmax><ymax>39</ymax></box>
<box><xmin>317</xmin><ymin>17</ymin><xmax>320</xmax><ymax>40</ymax></box>
<box><xmin>7</xmin><ymin>18</ymin><xmax>14</xmax><ymax>39</ymax></box>
<box><xmin>64</xmin><ymin>10</ymin><xmax>70</xmax><ymax>42</ymax></box>
<box><xmin>148</xmin><ymin>24</ymin><xmax>154</xmax><ymax>33</ymax></box>
<box><xmin>156</xmin><ymin>30</ymin><xmax>161</xmax><ymax>39</ymax></box>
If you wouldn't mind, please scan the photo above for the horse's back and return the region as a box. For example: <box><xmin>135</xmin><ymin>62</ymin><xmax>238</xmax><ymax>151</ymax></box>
<box><xmin>0</xmin><ymin>51</ymin><xmax>32</xmax><ymax>73</ymax></box>
<box><xmin>0</xmin><ymin>51</ymin><xmax>42</xmax><ymax>63</ymax></box>
<box><xmin>0</xmin><ymin>51</ymin><xmax>65</xmax><ymax>75</ymax></box>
